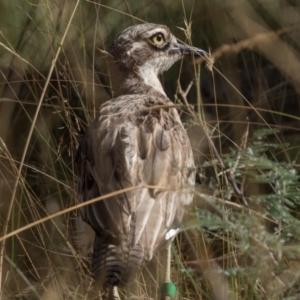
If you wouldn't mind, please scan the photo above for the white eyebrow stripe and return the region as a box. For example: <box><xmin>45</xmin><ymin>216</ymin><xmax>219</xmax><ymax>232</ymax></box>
<box><xmin>147</xmin><ymin>28</ymin><xmax>168</xmax><ymax>37</ymax></box>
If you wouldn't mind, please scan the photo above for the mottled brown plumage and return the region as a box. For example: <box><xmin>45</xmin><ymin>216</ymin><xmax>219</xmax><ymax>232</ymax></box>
<box><xmin>75</xmin><ymin>23</ymin><xmax>206</xmax><ymax>290</ymax></box>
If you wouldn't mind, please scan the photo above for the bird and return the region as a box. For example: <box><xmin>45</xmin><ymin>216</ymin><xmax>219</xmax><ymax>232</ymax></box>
<box><xmin>74</xmin><ymin>23</ymin><xmax>206</xmax><ymax>296</ymax></box>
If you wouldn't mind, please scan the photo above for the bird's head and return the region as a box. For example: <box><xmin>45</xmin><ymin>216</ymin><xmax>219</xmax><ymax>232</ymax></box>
<box><xmin>108</xmin><ymin>23</ymin><xmax>207</xmax><ymax>96</ymax></box>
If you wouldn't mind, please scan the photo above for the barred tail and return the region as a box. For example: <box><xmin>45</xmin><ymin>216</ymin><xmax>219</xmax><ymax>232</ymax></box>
<box><xmin>93</xmin><ymin>235</ymin><xmax>144</xmax><ymax>288</ymax></box>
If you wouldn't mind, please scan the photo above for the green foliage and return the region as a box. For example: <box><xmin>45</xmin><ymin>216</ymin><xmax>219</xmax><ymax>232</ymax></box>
<box><xmin>194</xmin><ymin>128</ymin><xmax>300</xmax><ymax>299</ymax></box>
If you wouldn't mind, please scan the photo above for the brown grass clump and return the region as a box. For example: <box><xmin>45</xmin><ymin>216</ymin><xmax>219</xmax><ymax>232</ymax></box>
<box><xmin>1</xmin><ymin>1</ymin><xmax>300</xmax><ymax>299</ymax></box>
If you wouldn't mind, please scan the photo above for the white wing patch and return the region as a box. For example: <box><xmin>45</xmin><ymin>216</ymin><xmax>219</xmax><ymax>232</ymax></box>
<box><xmin>165</xmin><ymin>228</ymin><xmax>180</xmax><ymax>240</ymax></box>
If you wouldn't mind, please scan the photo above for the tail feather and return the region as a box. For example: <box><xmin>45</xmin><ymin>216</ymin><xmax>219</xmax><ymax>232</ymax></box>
<box><xmin>93</xmin><ymin>235</ymin><xmax>144</xmax><ymax>288</ymax></box>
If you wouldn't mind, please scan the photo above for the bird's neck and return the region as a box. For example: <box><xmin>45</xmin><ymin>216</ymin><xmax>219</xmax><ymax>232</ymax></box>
<box><xmin>109</xmin><ymin>62</ymin><xmax>166</xmax><ymax>97</ymax></box>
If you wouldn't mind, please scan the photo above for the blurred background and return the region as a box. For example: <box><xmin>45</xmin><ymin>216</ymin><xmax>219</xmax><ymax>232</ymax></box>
<box><xmin>1</xmin><ymin>0</ymin><xmax>300</xmax><ymax>299</ymax></box>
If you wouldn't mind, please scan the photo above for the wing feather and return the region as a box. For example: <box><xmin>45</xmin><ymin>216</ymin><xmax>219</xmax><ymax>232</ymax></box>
<box><xmin>154</xmin><ymin>126</ymin><xmax>170</xmax><ymax>151</ymax></box>
<box><xmin>136</xmin><ymin>126</ymin><xmax>152</xmax><ymax>159</ymax></box>
<box><xmin>140</xmin><ymin>200</ymin><xmax>164</xmax><ymax>260</ymax></box>
<box><xmin>132</xmin><ymin>190</ymin><xmax>155</xmax><ymax>245</ymax></box>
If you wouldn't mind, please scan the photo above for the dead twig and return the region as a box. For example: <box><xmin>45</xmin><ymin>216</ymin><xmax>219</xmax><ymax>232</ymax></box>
<box><xmin>177</xmin><ymin>81</ymin><xmax>248</xmax><ymax>207</ymax></box>
<box><xmin>196</xmin><ymin>25</ymin><xmax>299</xmax><ymax>63</ymax></box>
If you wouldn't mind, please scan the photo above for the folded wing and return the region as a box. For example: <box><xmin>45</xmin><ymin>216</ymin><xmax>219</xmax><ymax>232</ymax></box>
<box><xmin>75</xmin><ymin>94</ymin><xmax>195</xmax><ymax>285</ymax></box>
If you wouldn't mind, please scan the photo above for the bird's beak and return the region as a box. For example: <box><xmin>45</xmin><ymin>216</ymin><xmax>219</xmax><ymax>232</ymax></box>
<box><xmin>171</xmin><ymin>44</ymin><xmax>208</xmax><ymax>57</ymax></box>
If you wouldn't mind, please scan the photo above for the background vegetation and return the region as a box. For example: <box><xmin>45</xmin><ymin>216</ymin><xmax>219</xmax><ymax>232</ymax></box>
<box><xmin>0</xmin><ymin>0</ymin><xmax>300</xmax><ymax>299</ymax></box>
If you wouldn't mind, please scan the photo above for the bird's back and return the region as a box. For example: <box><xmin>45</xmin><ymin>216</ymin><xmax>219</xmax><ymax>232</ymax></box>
<box><xmin>76</xmin><ymin>91</ymin><xmax>195</xmax><ymax>287</ymax></box>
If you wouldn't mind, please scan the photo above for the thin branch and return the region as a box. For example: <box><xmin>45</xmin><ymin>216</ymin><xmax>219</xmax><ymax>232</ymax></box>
<box><xmin>177</xmin><ymin>81</ymin><xmax>248</xmax><ymax>206</ymax></box>
<box><xmin>0</xmin><ymin>184</ymin><xmax>176</xmax><ymax>243</ymax></box>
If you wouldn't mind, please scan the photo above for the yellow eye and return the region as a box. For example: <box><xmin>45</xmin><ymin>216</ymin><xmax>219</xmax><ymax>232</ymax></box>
<box><xmin>151</xmin><ymin>33</ymin><xmax>165</xmax><ymax>46</ymax></box>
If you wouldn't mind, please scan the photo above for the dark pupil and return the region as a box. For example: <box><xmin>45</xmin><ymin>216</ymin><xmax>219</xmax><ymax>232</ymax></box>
<box><xmin>156</xmin><ymin>34</ymin><xmax>162</xmax><ymax>42</ymax></box>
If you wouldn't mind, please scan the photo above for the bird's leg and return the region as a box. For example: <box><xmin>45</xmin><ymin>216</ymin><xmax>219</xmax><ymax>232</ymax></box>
<box><xmin>165</xmin><ymin>242</ymin><xmax>171</xmax><ymax>283</ymax></box>
<box><xmin>109</xmin><ymin>286</ymin><xmax>120</xmax><ymax>300</ymax></box>
<box><xmin>160</xmin><ymin>242</ymin><xmax>177</xmax><ymax>299</ymax></box>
